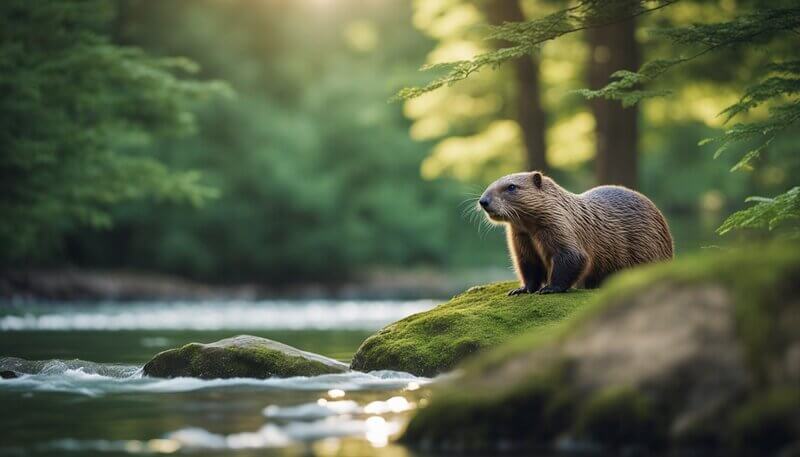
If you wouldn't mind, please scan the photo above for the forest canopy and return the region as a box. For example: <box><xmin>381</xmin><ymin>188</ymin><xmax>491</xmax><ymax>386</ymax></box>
<box><xmin>1</xmin><ymin>0</ymin><xmax>797</xmax><ymax>284</ymax></box>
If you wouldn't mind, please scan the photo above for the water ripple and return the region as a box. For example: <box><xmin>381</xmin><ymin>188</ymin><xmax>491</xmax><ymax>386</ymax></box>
<box><xmin>0</xmin><ymin>299</ymin><xmax>436</xmax><ymax>331</ymax></box>
<box><xmin>0</xmin><ymin>357</ymin><xmax>431</xmax><ymax>397</ymax></box>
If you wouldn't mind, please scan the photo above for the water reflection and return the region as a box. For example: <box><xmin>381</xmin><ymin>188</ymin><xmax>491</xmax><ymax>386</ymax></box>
<box><xmin>261</xmin><ymin>393</ymin><xmax>414</xmax><ymax>448</ymax></box>
<box><xmin>25</xmin><ymin>392</ymin><xmax>416</xmax><ymax>453</ymax></box>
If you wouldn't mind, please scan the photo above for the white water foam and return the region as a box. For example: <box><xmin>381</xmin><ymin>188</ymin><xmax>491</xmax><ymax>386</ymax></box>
<box><xmin>0</xmin><ymin>357</ymin><xmax>432</xmax><ymax>453</ymax></box>
<box><xmin>0</xmin><ymin>357</ymin><xmax>431</xmax><ymax>397</ymax></box>
<box><xmin>0</xmin><ymin>299</ymin><xmax>436</xmax><ymax>331</ymax></box>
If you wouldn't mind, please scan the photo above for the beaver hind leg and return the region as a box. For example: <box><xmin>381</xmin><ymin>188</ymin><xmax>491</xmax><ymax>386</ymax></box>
<box><xmin>582</xmin><ymin>272</ymin><xmax>607</xmax><ymax>289</ymax></box>
<box><xmin>538</xmin><ymin>249</ymin><xmax>586</xmax><ymax>294</ymax></box>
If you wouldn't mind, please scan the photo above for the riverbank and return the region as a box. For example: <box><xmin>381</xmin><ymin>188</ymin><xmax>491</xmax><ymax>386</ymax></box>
<box><xmin>0</xmin><ymin>267</ymin><xmax>514</xmax><ymax>302</ymax></box>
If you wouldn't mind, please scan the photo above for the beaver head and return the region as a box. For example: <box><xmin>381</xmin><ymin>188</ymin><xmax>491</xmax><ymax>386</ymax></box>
<box><xmin>478</xmin><ymin>171</ymin><xmax>551</xmax><ymax>226</ymax></box>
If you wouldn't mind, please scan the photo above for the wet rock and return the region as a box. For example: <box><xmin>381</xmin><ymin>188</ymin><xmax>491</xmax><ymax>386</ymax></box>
<box><xmin>143</xmin><ymin>335</ymin><xmax>349</xmax><ymax>379</ymax></box>
<box><xmin>401</xmin><ymin>243</ymin><xmax>800</xmax><ymax>454</ymax></box>
<box><xmin>350</xmin><ymin>282</ymin><xmax>595</xmax><ymax>376</ymax></box>
<box><xmin>0</xmin><ymin>370</ymin><xmax>18</xmax><ymax>379</ymax></box>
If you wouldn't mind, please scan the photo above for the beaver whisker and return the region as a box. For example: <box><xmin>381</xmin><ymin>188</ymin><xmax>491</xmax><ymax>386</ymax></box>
<box><xmin>458</xmin><ymin>196</ymin><xmax>480</xmax><ymax>207</ymax></box>
<box><xmin>461</xmin><ymin>204</ymin><xmax>478</xmax><ymax>221</ymax></box>
<box><xmin>477</xmin><ymin>212</ymin><xmax>500</xmax><ymax>238</ymax></box>
<box><xmin>458</xmin><ymin>196</ymin><xmax>481</xmax><ymax>217</ymax></box>
<box><xmin>467</xmin><ymin>203</ymin><xmax>484</xmax><ymax>225</ymax></box>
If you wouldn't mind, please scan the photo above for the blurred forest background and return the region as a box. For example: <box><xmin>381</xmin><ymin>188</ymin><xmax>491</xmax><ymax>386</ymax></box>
<box><xmin>1</xmin><ymin>0</ymin><xmax>798</xmax><ymax>288</ymax></box>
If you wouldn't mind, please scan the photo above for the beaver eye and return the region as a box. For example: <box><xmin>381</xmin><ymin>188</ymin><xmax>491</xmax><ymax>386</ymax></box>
<box><xmin>506</xmin><ymin>184</ymin><xmax>517</xmax><ymax>192</ymax></box>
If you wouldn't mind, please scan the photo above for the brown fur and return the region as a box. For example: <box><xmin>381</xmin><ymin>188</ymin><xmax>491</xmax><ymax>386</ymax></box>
<box><xmin>479</xmin><ymin>171</ymin><xmax>673</xmax><ymax>294</ymax></box>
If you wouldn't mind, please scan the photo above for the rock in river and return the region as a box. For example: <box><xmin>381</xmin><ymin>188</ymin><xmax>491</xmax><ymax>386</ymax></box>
<box><xmin>350</xmin><ymin>282</ymin><xmax>595</xmax><ymax>377</ymax></box>
<box><xmin>143</xmin><ymin>335</ymin><xmax>349</xmax><ymax>379</ymax></box>
<box><xmin>401</xmin><ymin>243</ymin><xmax>800</xmax><ymax>454</ymax></box>
<box><xmin>0</xmin><ymin>370</ymin><xmax>18</xmax><ymax>379</ymax></box>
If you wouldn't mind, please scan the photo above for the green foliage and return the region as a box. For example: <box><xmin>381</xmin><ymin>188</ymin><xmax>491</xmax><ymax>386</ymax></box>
<box><xmin>575</xmin><ymin>59</ymin><xmax>676</xmax><ymax>107</ymax></box>
<box><xmin>394</xmin><ymin>0</ymin><xmax>676</xmax><ymax>101</ymax></box>
<box><xmin>704</xmin><ymin>61</ymin><xmax>800</xmax><ymax>168</ymax></box>
<box><xmin>0</xmin><ymin>0</ymin><xmax>229</xmax><ymax>261</ymax></box>
<box><xmin>53</xmin><ymin>0</ymin><xmax>508</xmax><ymax>282</ymax></box>
<box><xmin>578</xmin><ymin>7</ymin><xmax>800</xmax><ymax>106</ymax></box>
<box><xmin>706</xmin><ymin>60</ymin><xmax>800</xmax><ymax>235</ymax></box>
<box><xmin>717</xmin><ymin>187</ymin><xmax>800</xmax><ymax>235</ymax></box>
<box><xmin>349</xmin><ymin>281</ymin><xmax>594</xmax><ymax>376</ymax></box>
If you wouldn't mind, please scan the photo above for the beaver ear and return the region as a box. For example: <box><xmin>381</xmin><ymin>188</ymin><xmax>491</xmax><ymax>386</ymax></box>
<box><xmin>532</xmin><ymin>172</ymin><xmax>543</xmax><ymax>189</ymax></box>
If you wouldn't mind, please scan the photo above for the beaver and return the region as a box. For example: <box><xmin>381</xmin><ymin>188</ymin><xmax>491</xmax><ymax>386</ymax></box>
<box><xmin>478</xmin><ymin>171</ymin><xmax>673</xmax><ymax>295</ymax></box>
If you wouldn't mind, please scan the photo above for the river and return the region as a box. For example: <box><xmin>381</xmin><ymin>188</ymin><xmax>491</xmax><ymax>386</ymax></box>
<box><xmin>0</xmin><ymin>299</ymin><xmax>441</xmax><ymax>456</ymax></box>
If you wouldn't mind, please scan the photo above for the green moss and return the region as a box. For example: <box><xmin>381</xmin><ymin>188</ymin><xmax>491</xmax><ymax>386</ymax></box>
<box><xmin>350</xmin><ymin>282</ymin><xmax>594</xmax><ymax>376</ymax></box>
<box><xmin>459</xmin><ymin>243</ymin><xmax>800</xmax><ymax>382</ymax></box>
<box><xmin>400</xmin><ymin>242</ymin><xmax>800</xmax><ymax>451</ymax></box>
<box><xmin>729</xmin><ymin>388</ymin><xmax>800</xmax><ymax>454</ymax></box>
<box><xmin>143</xmin><ymin>336</ymin><xmax>347</xmax><ymax>379</ymax></box>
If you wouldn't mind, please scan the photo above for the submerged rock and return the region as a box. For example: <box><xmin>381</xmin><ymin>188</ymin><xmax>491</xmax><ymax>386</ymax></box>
<box><xmin>0</xmin><ymin>370</ymin><xmax>18</xmax><ymax>379</ymax></box>
<box><xmin>143</xmin><ymin>335</ymin><xmax>349</xmax><ymax>379</ymax></box>
<box><xmin>401</xmin><ymin>244</ymin><xmax>800</xmax><ymax>454</ymax></box>
<box><xmin>350</xmin><ymin>282</ymin><xmax>595</xmax><ymax>376</ymax></box>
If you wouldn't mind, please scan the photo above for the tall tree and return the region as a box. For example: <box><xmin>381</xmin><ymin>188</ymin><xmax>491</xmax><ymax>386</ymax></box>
<box><xmin>485</xmin><ymin>0</ymin><xmax>548</xmax><ymax>172</ymax></box>
<box><xmin>587</xmin><ymin>17</ymin><xmax>639</xmax><ymax>188</ymax></box>
<box><xmin>396</xmin><ymin>0</ymin><xmax>800</xmax><ymax>237</ymax></box>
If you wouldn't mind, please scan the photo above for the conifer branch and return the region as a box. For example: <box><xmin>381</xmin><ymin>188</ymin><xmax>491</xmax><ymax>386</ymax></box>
<box><xmin>393</xmin><ymin>0</ymin><xmax>678</xmax><ymax>101</ymax></box>
<box><xmin>578</xmin><ymin>7</ymin><xmax>800</xmax><ymax>106</ymax></box>
<box><xmin>717</xmin><ymin>187</ymin><xmax>800</xmax><ymax>235</ymax></box>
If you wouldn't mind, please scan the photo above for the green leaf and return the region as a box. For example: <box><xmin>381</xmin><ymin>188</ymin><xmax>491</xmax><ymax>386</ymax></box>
<box><xmin>718</xmin><ymin>188</ymin><xmax>800</xmax><ymax>235</ymax></box>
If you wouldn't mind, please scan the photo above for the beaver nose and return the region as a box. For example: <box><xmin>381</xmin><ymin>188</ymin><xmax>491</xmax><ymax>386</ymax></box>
<box><xmin>479</xmin><ymin>197</ymin><xmax>490</xmax><ymax>208</ymax></box>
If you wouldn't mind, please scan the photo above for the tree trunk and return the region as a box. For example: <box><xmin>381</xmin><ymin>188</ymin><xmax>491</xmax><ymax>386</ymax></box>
<box><xmin>587</xmin><ymin>17</ymin><xmax>639</xmax><ymax>188</ymax></box>
<box><xmin>485</xmin><ymin>0</ymin><xmax>548</xmax><ymax>173</ymax></box>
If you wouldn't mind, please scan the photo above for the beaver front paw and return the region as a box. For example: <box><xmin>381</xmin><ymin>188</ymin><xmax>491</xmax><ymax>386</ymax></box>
<box><xmin>508</xmin><ymin>286</ymin><xmax>536</xmax><ymax>296</ymax></box>
<box><xmin>537</xmin><ymin>285</ymin><xmax>568</xmax><ymax>294</ymax></box>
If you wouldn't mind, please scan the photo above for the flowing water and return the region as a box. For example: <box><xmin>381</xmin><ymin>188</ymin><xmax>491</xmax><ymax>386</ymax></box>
<box><xmin>0</xmin><ymin>299</ymin><xmax>441</xmax><ymax>457</ymax></box>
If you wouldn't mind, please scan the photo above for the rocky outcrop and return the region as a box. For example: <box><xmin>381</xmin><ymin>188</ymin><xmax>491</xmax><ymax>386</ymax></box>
<box><xmin>350</xmin><ymin>282</ymin><xmax>595</xmax><ymax>376</ymax></box>
<box><xmin>400</xmin><ymin>244</ymin><xmax>800</xmax><ymax>455</ymax></box>
<box><xmin>143</xmin><ymin>335</ymin><xmax>349</xmax><ymax>379</ymax></box>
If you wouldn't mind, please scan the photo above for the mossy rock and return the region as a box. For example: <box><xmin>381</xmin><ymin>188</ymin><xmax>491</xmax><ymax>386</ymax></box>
<box><xmin>401</xmin><ymin>243</ymin><xmax>800</xmax><ymax>454</ymax></box>
<box><xmin>350</xmin><ymin>282</ymin><xmax>594</xmax><ymax>377</ymax></box>
<box><xmin>143</xmin><ymin>335</ymin><xmax>349</xmax><ymax>379</ymax></box>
